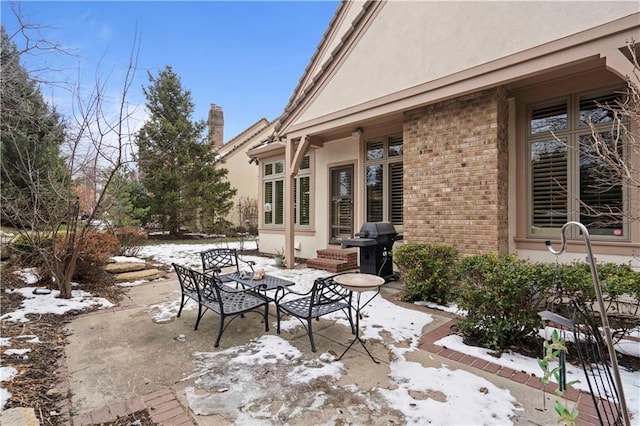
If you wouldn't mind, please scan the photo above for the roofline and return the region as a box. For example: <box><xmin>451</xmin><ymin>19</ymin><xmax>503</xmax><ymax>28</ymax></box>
<box><xmin>281</xmin><ymin>10</ymin><xmax>639</xmax><ymax>139</ymax></box>
<box><xmin>220</xmin><ymin>117</ymin><xmax>270</xmax><ymax>153</ymax></box>
<box><xmin>277</xmin><ymin>0</ymin><xmax>372</xmax><ymax>135</ymax></box>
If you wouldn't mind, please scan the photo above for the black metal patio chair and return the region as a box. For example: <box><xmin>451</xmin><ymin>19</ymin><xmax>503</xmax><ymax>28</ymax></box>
<box><xmin>190</xmin><ymin>269</ymin><xmax>269</xmax><ymax>347</ymax></box>
<box><xmin>274</xmin><ymin>273</ymin><xmax>355</xmax><ymax>352</ymax></box>
<box><xmin>172</xmin><ymin>263</ymin><xmax>202</xmax><ymax>327</ymax></box>
<box><xmin>200</xmin><ymin>248</ymin><xmax>255</xmax><ymax>283</ymax></box>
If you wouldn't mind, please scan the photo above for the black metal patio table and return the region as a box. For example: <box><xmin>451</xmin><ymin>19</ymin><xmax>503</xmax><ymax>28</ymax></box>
<box><xmin>224</xmin><ymin>271</ymin><xmax>295</xmax><ymax>301</ymax></box>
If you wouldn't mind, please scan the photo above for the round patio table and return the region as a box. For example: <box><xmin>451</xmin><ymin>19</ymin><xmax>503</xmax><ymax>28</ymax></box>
<box><xmin>332</xmin><ymin>273</ymin><xmax>386</xmax><ymax>363</ymax></box>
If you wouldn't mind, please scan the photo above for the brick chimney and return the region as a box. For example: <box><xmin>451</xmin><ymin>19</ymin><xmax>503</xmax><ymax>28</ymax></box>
<box><xmin>208</xmin><ymin>104</ymin><xmax>224</xmax><ymax>149</ymax></box>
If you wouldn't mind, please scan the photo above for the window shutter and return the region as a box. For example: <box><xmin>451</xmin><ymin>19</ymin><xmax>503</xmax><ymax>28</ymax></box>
<box><xmin>389</xmin><ymin>161</ymin><xmax>403</xmax><ymax>224</ymax></box>
<box><xmin>366</xmin><ymin>164</ymin><xmax>383</xmax><ymax>222</ymax></box>
<box><xmin>275</xmin><ymin>180</ymin><xmax>284</xmax><ymax>225</ymax></box>
<box><xmin>299</xmin><ymin>176</ymin><xmax>310</xmax><ymax>226</ymax></box>
<box><xmin>531</xmin><ymin>139</ymin><xmax>567</xmax><ymax>229</ymax></box>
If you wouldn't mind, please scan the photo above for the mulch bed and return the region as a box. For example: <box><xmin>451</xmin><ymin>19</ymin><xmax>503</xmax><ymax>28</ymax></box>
<box><xmin>0</xmin><ymin>267</ymin><xmax>127</xmax><ymax>425</ymax></box>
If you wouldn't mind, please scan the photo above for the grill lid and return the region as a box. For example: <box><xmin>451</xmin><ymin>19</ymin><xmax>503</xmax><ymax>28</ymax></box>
<box><xmin>356</xmin><ymin>222</ymin><xmax>397</xmax><ymax>238</ymax></box>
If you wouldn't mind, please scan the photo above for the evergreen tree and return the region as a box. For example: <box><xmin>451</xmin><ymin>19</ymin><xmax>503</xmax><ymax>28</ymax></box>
<box><xmin>137</xmin><ymin>66</ymin><xmax>235</xmax><ymax>234</ymax></box>
<box><xmin>104</xmin><ymin>168</ymin><xmax>150</xmax><ymax>227</ymax></box>
<box><xmin>0</xmin><ymin>26</ymin><xmax>68</xmax><ymax>226</ymax></box>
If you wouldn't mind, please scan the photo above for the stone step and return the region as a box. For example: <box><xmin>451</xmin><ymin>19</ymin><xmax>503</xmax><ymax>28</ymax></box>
<box><xmin>306</xmin><ymin>258</ymin><xmax>356</xmax><ymax>273</ymax></box>
<box><xmin>104</xmin><ymin>262</ymin><xmax>147</xmax><ymax>274</ymax></box>
<box><xmin>114</xmin><ymin>268</ymin><xmax>167</xmax><ymax>283</ymax></box>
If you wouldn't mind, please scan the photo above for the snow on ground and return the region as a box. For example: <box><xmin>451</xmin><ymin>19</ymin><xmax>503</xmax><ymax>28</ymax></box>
<box><xmin>0</xmin><ymin>287</ymin><xmax>114</xmax><ymax>323</ymax></box>
<box><xmin>1</xmin><ymin>240</ymin><xmax>638</xmax><ymax>423</ymax></box>
<box><xmin>138</xmin><ymin>243</ymin><xmax>526</xmax><ymax>424</ymax></box>
<box><xmin>435</xmin><ymin>334</ymin><xmax>639</xmax><ymax>420</ymax></box>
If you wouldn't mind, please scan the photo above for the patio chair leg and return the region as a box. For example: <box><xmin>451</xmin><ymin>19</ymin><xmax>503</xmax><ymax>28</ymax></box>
<box><xmin>177</xmin><ymin>295</ymin><xmax>186</xmax><ymax>318</ymax></box>
<box><xmin>194</xmin><ymin>304</ymin><xmax>204</xmax><ymax>330</ymax></box>
<box><xmin>263</xmin><ymin>304</ymin><xmax>270</xmax><ymax>332</ymax></box>
<box><xmin>214</xmin><ymin>316</ymin><xmax>225</xmax><ymax>348</ymax></box>
<box><xmin>307</xmin><ymin>318</ymin><xmax>317</xmax><ymax>352</ymax></box>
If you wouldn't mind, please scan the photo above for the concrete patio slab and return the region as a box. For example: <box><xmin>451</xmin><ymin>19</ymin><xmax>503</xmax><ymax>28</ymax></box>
<box><xmin>64</xmin><ymin>275</ymin><xmax>567</xmax><ymax>425</ymax></box>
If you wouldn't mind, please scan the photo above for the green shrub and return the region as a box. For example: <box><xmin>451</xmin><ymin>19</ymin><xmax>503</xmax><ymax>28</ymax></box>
<box><xmin>394</xmin><ymin>243</ymin><xmax>459</xmax><ymax>304</ymax></box>
<box><xmin>595</xmin><ymin>262</ymin><xmax>640</xmax><ymax>302</ymax></box>
<box><xmin>455</xmin><ymin>254</ymin><xmax>555</xmax><ymax>350</ymax></box>
<box><xmin>10</xmin><ymin>230</ymin><xmax>121</xmax><ymax>284</ymax></box>
<box><xmin>551</xmin><ymin>261</ymin><xmax>639</xmax><ymax>315</ymax></box>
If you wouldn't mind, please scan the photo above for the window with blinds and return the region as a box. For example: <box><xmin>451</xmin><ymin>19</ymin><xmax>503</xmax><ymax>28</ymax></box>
<box><xmin>263</xmin><ymin>156</ymin><xmax>312</xmax><ymax>228</ymax></box>
<box><xmin>264</xmin><ymin>181</ymin><xmax>273</xmax><ymax>224</ymax></box>
<box><xmin>530</xmin><ymin>139</ymin><xmax>568</xmax><ymax>232</ymax></box>
<box><xmin>366</xmin><ymin>164</ymin><xmax>383</xmax><ymax>222</ymax></box>
<box><xmin>298</xmin><ymin>176</ymin><xmax>310</xmax><ymax>225</ymax></box>
<box><xmin>530</xmin><ymin>102</ymin><xmax>567</xmax><ymax>135</ymax></box>
<box><xmin>579</xmin><ymin>93</ymin><xmax>619</xmax><ymax>127</ymax></box>
<box><xmin>528</xmin><ymin>88</ymin><xmax>626</xmax><ymax>239</ymax></box>
<box><xmin>578</xmin><ymin>132</ymin><xmax>623</xmax><ymax>234</ymax></box>
<box><xmin>389</xmin><ymin>162</ymin><xmax>403</xmax><ymax>224</ymax></box>
<box><xmin>365</xmin><ymin>135</ymin><xmax>403</xmax><ymax>225</ymax></box>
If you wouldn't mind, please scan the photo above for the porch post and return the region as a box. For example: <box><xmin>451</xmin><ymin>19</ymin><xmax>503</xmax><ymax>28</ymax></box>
<box><xmin>284</xmin><ymin>135</ymin><xmax>311</xmax><ymax>268</ymax></box>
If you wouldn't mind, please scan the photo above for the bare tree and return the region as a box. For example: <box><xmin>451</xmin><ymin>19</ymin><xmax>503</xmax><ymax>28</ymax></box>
<box><xmin>576</xmin><ymin>43</ymin><xmax>640</xmax><ymax>226</ymax></box>
<box><xmin>237</xmin><ymin>196</ymin><xmax>259</xmax><ymax>231</ymax></box>
<box><xmin>1</xmin><ymin>9</ymin><xmax>141</xmax><ymax>298</ymax></box>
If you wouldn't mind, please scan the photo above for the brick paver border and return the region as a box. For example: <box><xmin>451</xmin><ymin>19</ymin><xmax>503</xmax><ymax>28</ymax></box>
<box><xmin>418</xmin><ymin>313</ymin><xmax>611</xmax><ymax>425</ymax></box>
<box><xmin>70</xmin><ymin>387</ymin><xmax>194</xmax><ymax>426</ymax></box>
<box><xmin>54</xmin><ymin>291</ymin><xmax>195</xmax><ymax>426</ymax></box>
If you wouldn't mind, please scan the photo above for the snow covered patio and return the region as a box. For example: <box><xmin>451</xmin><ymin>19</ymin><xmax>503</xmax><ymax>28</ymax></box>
<box><xmin>5</xmin><ymin>241</ymin><xmax>635</xmax><ymax>425</ymax></box>
<box><xmin>64</xmin><ymin>277</ymin><xmax>548</xmax><ymax>425</ymax></box>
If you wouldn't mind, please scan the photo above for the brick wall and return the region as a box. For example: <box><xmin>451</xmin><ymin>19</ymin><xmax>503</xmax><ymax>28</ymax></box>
<box><xmin>403</xmin><ymin>87</ymin><xmax>509</xmax><ymax>255</ymax></box>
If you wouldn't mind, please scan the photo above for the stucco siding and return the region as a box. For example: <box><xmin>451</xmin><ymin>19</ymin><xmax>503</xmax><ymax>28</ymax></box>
<box><xmin>220</xmin><ymin>123</ymin><xmax>274</xmax><ymax>226</ymax></box>
<box><xmin>297</xmin><ymin>1</ymin><xmax>638</xmax><ymax>124</ymax></box>
<box><xmin>257</xmin><ymin>136</ymin><xmax>360</xmax><ymax>259</ymax></box>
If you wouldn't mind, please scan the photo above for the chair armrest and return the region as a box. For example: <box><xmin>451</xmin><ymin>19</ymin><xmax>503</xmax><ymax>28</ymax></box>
<box><xmin>203</xmin><ymin>267</ymin><xmax>222</xmax><ymax>276</ymax></box>
<box><xmin>237</xmin><ymin>256</ymin><xmax>256</xmax><ymax>271</ymax></box>
<box><xmin>274</xmin><ymin>285</ymin><xmax>310</xmax><ymax>304</ymax></box>
<box><xmin>218</xmin><ymin>285</ymin><xmax>264</xmax><ymax>295</ymax></box>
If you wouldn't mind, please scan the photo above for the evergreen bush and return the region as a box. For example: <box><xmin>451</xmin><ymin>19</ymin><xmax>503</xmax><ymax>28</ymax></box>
<box><xmin>394</xmin><ymin>243</ymin><xmax>459</xmax><ymax>304</ymax></box>
<box><xmin>455</xmin><ymin>254</ymin><xmax>555</xmax><ymax>350</ymax></box>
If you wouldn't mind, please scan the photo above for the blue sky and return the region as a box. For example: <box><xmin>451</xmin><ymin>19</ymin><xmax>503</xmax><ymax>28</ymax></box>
<box><xmin>1</xmin><ymin>1</ymin><xmax>339</xmax><ymax>142</ymax></box>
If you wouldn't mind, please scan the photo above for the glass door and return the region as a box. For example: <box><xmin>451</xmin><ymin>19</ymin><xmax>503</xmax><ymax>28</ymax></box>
<box><xmin>330</xmin><ymin>165</ymin><xmax>354</xmax><ymax>243</ymax></box>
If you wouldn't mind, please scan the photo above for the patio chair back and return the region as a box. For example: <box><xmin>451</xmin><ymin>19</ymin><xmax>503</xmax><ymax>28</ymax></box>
<box><xmin>310</xmin><ymin>275</ymin><xmax>353</xmax><ymax>316</ymax></box>
<box><xmin>189</xmin><ymin>269</ymin><xmax>225</xmax><ymax>310</ymax></box>
<box><xmin>275</xmin><ymin>273</ymin><xmax>354</xmax><ymax>352</ymax></box>
<box><xmin>172</xmin><ymin>263</ymin><xmax>201</xmax><ymax>321</ymax></box>
<box><xmin>200</xmin><ymin>248</ymin><xmax>255</xmax><ymax>280</ymax></box>
<box><xmin>189</xmin><ymin>268</ymin><xmax>269</xmax><ymax>347</ymax></box>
